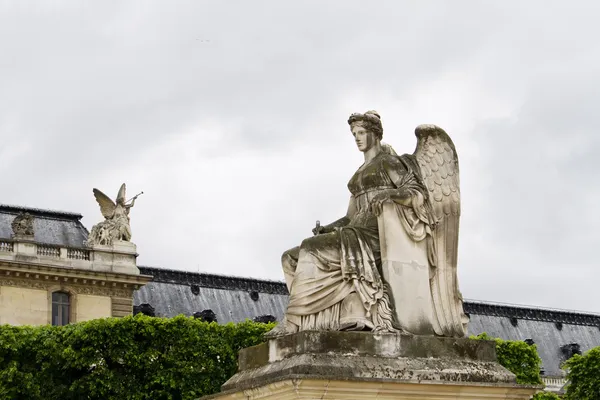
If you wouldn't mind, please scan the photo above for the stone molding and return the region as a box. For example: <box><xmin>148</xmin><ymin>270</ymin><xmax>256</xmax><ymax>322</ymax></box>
<box><xmin>0</xmin><ymin>276</ymin><xmax>133</xmax><ymax>298</ymax></box>
<box><xmin>203</xmin><ymin>378</ymin><xmax>540</xmax><ymax>400</ymax></box>
<box><xmin>0</xmin><ymin>262</ymin><xmax>151</xmax><ymax>298</ymax></box>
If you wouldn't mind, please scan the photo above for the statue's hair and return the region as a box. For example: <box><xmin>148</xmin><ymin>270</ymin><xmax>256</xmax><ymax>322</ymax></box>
<box><xmin>348</xmin><ymin>110</ymin><xmax>383</xmax><ymax>140</ymax></box>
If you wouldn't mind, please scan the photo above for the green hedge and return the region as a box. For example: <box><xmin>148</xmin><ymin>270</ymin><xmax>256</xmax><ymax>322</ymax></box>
<box><xmin>2</xmin><ymin>321</ymin><xmax>575</xmax><ymax>399</ymax></box>
<box><xmin>563</xmin><ymin>346</ymin><xmax>600</xmax><ymax>400</ymax></box>
<box><xmin>472</xmin><ymin>332</ymin><xmax>543</xmax><ymax>385</ymax></box>
<box><xmin>532</xmin><ymin>393</ymin><xmax>561</xmax><ymax>400</ymax></box>
<box><xmin>0</xmin><ymin>315</ymin><xmax>273</xmax><ymax>400</ymax></box>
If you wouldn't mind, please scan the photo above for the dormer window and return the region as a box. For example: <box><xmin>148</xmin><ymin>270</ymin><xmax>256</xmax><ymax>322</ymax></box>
<box><xmin>52</xmin><ymin>291</ymin><xmax>70</xmax><ymax>326</ymax></box>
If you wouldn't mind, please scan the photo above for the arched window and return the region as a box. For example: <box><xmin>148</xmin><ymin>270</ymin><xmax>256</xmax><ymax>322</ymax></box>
<box><xmin>52</xmin><ymin>291</ymin><xmax>70</xmax><ymax>326</ymax></box>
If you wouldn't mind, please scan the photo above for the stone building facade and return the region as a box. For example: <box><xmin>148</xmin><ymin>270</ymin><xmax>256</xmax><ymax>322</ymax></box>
<box><xmin>0</xmin><ymin>204</ymin><xmax>151</xmax><ymax>325</ymax></box>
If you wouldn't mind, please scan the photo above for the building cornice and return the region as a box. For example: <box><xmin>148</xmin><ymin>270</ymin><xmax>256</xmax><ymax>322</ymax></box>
<box><xmin>0</xmin><ymin>262</ymin><xmax>151</xmax><ymax>297</ymax></box>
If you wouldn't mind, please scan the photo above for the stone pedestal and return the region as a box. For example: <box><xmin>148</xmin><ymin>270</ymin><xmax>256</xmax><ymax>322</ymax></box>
<box><xmin>90</xmin><ymin>240</ymin><xmax>139</xmax><ymax>274</ymax></box>
<box><xmin>201</xmin><ymin>331</ymin><xmax>539</xmax><ymax>400</ymax></box>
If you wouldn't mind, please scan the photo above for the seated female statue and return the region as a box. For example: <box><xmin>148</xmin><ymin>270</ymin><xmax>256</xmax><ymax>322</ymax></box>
<box><xmin>269</xmin><ymin>110</ymin><xmax>438</xmax><ymax>336</ymax></box>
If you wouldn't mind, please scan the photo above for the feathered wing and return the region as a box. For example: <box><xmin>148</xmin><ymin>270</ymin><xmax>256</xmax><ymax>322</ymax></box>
<box><xmin>413</xmin><ymin>124</ymin><xmax>468</xmax><ymax>337</ymax></box>
<box><xmin>116</xmin><ymin>183</ymin><xmax>127</xmax><ymax>204</ymax></box>
<box><xmin>93</xmin><ymin>188</ymin><xmax>116</xmax><ymax>219</ymax></box>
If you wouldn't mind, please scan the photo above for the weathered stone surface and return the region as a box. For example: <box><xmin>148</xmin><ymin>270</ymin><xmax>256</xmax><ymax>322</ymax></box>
<box><xmin>201</xmin><ymin>331</ymin><xmax>539</xmax><ymax>399</ymax></box>
<box><xmin>221</xmin><ymin>331</ymin><xmax>520</xmax><ymax>393</ymax></box>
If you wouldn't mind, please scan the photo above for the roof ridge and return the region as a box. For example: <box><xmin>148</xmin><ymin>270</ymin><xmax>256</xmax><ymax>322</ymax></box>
<box><xmin>0</xmin><ymin>204</ymin><xmax>83</xmax><ymax>220</ymax></box>
<box><xmin>464</xmin><ymin>298</ymin><xmax>600</xmax><ymax>317</ymax></box>
<box><xmin>138</xmin><ymin>265</ymin><xmax>287</xmax><ymax>285</ymax></box>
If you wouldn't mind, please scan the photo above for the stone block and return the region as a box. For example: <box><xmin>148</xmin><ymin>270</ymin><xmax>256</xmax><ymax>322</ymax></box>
<box><xmin>90</xmin><ymin>240</ymin><xmax>139</xmax><ymax>274</ymax></box>
<box><xmin>200</xmin><ymin>331</ymin><xmax>540</xmax><ymax>400</ymax></box>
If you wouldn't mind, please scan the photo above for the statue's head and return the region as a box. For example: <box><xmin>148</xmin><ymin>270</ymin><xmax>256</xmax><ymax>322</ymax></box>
<box><xmin>348</xmin><ymin>110</ymin><xmax>383</xmax><ymax>152</ymax></box>
<box><xmin>116</xmin><ymin>198</ymin><xmax>126</xmax><ymax>206</ymax></box>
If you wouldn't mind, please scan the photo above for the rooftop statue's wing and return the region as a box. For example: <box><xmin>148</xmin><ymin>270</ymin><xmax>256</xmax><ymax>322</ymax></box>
<box><xmin>116</xmin><ymin>183</ymin><xmax>127</xmax><ymax>204</ymax></box>
<box><xmin>93</xmin><ymin>188</ymin><xmax>116</xmax><ymax>219</ymax></box>
<box><xmin>413</xmin><ymin>124</ymin><xmax>468</xmax><ymax>337</ymax></box>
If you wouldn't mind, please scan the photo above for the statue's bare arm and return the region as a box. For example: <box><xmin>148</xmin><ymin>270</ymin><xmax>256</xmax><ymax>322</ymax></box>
<box><xmin>312</xmin><ymin>196</ymin><xmax>356</xmax><ymax>235</ymax></box>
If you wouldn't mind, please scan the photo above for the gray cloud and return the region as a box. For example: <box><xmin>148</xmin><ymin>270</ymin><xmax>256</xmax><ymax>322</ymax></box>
<box><xmin>1</xmin><ymin>1</ymin><xmax>599</xmax><ymax>312</ymax></box>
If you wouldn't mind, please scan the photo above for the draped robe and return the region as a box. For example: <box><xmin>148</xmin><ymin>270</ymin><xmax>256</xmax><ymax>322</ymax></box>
<box><xmin>285</xmin><ymin>152</ymin><xmax>433</xmax><ymax>331</ymax></box>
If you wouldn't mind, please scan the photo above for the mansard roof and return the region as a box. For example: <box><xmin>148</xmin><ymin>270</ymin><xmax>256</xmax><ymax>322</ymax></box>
<box><xmin>134</xmin><ymin>265</ymin><xmax>600</xmax><ymax>378</ymax></box>
<box><xmin>135</xmin><ymin>266</ymin><xmax>288</xmax><ymax>327</ymax></box>
<box><xmin>0</xmin><ymin>204</ymin><xmax>89</xmax><ymax>248</ymax></box>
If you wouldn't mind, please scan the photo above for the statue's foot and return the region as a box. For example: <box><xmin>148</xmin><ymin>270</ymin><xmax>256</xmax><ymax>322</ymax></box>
<box><xmin>264</xmin><ymin>318</ymin><xmax>297</xmax><ymax>338</ymax></box>
<box><xmin>264</xmin><ymin>323</ymin><xmax>288</xmax><ymax>339</ymax></box>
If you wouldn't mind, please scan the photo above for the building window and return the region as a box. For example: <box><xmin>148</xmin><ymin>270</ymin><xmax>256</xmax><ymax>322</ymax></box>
<box><xmin>52</xmin><ymin>291</ymin><xmax>70</xmax><ymax>326</ymax></box>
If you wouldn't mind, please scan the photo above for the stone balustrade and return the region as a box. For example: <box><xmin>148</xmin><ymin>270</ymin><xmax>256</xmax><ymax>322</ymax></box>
<box><xmin>542</xmin><ymin>376</ymin><xmax>566</xmax><ymax>393</ymax></box>
<box><xmin>37</xmin><ymin>244</ymin><xmax>61</xmax><ymax>258</ymax></box>
<box><xmin>0</xmin><ymin>237</ymin><xmax>138</xmax><ymax>275</ymax></box>
<box><xmin>0</xmin><ymin>240</ymin><xmax>13</xmax><ymax>253</ymax></box>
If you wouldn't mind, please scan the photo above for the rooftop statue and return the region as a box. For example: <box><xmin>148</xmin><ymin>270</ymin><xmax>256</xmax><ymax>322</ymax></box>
<box><xmin>11</xmin><ymin>212</ymin><xmax>34</xmax><ymax>238</ymax></box>
<box><xmin>86</xmin><ymin>183</ymin><xmax>143</xmax><ymax>247</ymax></box>
<box><xmin>268</xmin><ymin>111</ymin><xmax>469</xmax><ymax>338</ymax></box>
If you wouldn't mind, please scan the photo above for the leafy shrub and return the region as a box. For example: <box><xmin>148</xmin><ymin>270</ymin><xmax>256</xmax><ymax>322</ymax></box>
<box><xmin>532</xmin><ymin>392</ymin><xmax>561</xmax><ymax>400</ymax></box>
<box><xmin>472</xmin><ymin>333</ymin><xmax>543</xmax><ymax>385</ymax></box>
<box><xmin>0</xmin><ymin>315</ymin><xmax>273</xmax><ymax>400</ymax></box>
<box><xmin>563</xmin><ymin>346</ymin><xmax>600</xmax><ymax>400</ymax></box>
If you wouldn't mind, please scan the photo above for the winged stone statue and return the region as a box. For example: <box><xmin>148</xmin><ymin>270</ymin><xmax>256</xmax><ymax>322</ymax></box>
<box><xmin>270</xmin><ymin>112</ymin><xmax>468</xmax><ymax>339</ymax></box>
<box><xmin>86</xmin><ymin>183</ymin><xmax>143</xmax><ymax>247</ymax></box>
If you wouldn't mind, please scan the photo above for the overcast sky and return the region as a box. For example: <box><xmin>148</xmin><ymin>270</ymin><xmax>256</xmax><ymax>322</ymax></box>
<box><xmin>1</xmin><ymin>1</ymin><xmax>599</xmax><ymax>313</ymax></box>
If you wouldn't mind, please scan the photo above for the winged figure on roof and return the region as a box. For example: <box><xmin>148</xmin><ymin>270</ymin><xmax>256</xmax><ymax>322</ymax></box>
<box><xmin>268</xmin><ymin>111</ymin><xmax>468</xmax><ymax>339</ymax></box>
<box><xmin>86</xmin><ymin>183</ymin><xmax>143</xmax><ymax>247</ymax></box>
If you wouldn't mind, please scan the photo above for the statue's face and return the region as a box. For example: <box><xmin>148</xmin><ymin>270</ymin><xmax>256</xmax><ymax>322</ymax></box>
<box><xmin>351</xmin><ymin>124</ymin><xmax>377</xmax><ymax>152</ymax></box>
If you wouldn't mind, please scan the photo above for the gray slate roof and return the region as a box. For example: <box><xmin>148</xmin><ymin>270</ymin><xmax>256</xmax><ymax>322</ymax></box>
<box><xmin>135</xmin><ymin>267</ymin><xmax>287</xmax><ymax>323</ymax></box>
<box><xmin>0</xmin><ymin>204</ymin><xmax>89</xmax><ymax>248</ymax></box>
<box><xmin>134</xmin><ymin>266</ymin><xmax>600</xmax><ymax>378</ymax></box>
<box><xmin>465</xmin><ymin>301</ymin><xmax>600</xmax><ymax>377</ymax></box>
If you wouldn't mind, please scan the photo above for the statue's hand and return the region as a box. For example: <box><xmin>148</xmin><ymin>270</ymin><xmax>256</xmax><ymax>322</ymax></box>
<box><xmin>371</xmin><ymin>189</ymin><xmax>398</xmax><ymax>216</ymax></box>
<box><xmin>312</xmin><ymin>225</ymin><xmax>327</xmax><ymax>235</ymax></box>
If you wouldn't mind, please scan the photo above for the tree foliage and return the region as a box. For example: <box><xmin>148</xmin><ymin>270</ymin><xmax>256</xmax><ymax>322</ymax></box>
<box><xmin>531</xmin><ymin>392</ymin><xmax>561</xmax><ymax>400</ymax></box>
<box><xmin>472</xmin><ymin>332</ymin><xmax>543</xmax><ymax>385</ymax></box>
<box><xmin>0</xmin><ymin>315</ymin><xmax>273</xmax><ymax>400</ymax></box>
<box><xmin>563</xmin><ymin>346</ymin><xmax>600</xmax><ymax>400</ymax></box>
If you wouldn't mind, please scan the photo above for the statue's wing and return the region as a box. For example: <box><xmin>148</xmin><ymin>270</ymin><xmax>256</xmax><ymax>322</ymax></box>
<box><xmin>116</xmin><ymin>183</ymin><xmax>126</xmax><ymax>204</ymax></box>
<box><xmin>93</xmin><ymin>188</ymin><xmax>116</xmax><ymax>219</ymax></box>
<box><xmin>413</xmin><ymin>124</ymin><xmax>467</xmax><ymax>337</ymax></box>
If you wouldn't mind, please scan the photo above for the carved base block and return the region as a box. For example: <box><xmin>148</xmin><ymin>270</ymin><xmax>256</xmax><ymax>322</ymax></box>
<box><xmin>90</xmin><ymin>240</ymin><xmax>139</xmax><ymax>275</ymax></box>
<box><xmin>200</xmin><ymin>331</ymin><xmax>540</xmax><ymax>400</ymax></box>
